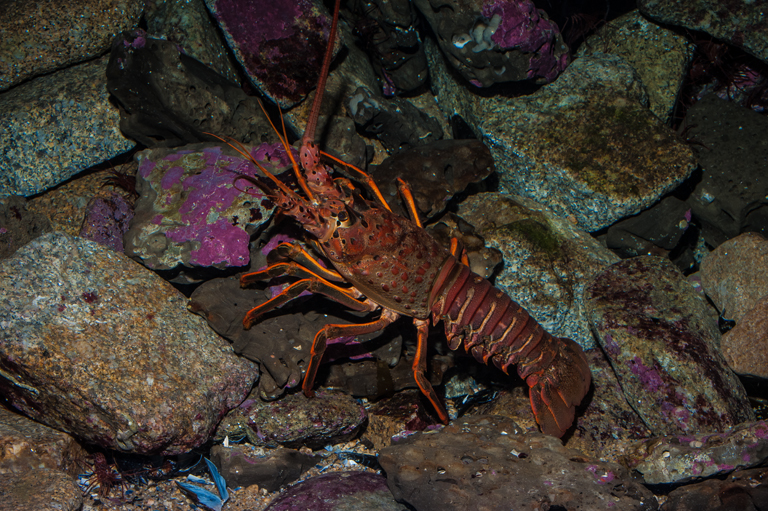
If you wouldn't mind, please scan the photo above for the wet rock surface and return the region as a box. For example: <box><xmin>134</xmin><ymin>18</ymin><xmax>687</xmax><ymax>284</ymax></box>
<box><xmin>210</xmin><ymin>444</ymin><xmax>316</xmax><ymax>492</ymax></box>
<box><xmin>0</xmin><ymin>467</ymin><xmax>83</xmax><ymax>511</ymax></box>
<box><xmin>379</xmin><ymin>415</ymin><xmax>658</xmax><ymax>511</ymax></box>
<box><xmin>0</xmin><ymin>232</ymin><xmax>257</xmax><ymax>454</ymax></box>
<box><xmin>662</xmin><ymin>467</ymin><xmax>768</xmax><ymax>511</ymax></box>
<box><xmin>0</xmin><ymin>196</ymin><xmax>52</xmax><ymax>260</ymax></box>
<box><xmin>585</xmin><ymin>256</ymin><xmax>754</xmax><ymax>435</ymax></box>
<box><xmin>721</xmin><ymin>295</ymin><xmax>768</xmax><ymax>379</ymax></box>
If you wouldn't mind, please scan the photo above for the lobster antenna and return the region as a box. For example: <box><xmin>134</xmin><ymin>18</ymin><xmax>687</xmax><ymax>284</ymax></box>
<box><xmin>301</xmin><ymin>0</ymin><xmax>340</xmax><ymax>149</ymax></box>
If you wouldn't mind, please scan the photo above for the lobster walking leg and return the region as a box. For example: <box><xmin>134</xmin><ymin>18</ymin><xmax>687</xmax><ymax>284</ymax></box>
<box><xmin>412</xmin><ymin>318</ymin><xmax>449</xmax><ymax>423</ymax></box>
<box><xmin>303</xmin><ymin>308</ymin><xmax>400</xmax><ymax>397</ymax></box>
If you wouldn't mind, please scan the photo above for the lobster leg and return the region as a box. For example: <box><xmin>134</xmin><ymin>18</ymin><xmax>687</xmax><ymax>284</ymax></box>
<box><xmin>413</xmin><ymin>318</ymin><xmax>450</xmax><ymax>423</ymax></box>
<box><xmin>266</xmin><ymin>242</ymin><xmax>345</xmax><ymax>282</ymax></box>
<box><xmin>304</xmin><ymin>308</ymin><xmax>400</xmax><ymax>397</ymax></box>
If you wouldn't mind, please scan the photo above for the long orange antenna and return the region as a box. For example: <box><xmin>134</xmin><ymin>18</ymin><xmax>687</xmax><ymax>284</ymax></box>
<box><xmin>301</xmin><ymin>0</ymin><xmax>340</xmax><ymax>149</ymax></box>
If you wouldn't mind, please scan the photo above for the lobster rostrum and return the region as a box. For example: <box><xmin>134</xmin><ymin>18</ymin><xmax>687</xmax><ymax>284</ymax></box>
<box><xmin>217</xmin><ymin>0</ymin><xmax>591</xmax><ymax>437</ymax></box>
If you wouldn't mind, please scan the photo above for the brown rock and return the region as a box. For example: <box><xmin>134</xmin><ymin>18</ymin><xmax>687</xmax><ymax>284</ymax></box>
<box><xmin>722</xmin><ymin>295</ymin><xmax>768</xmax><ymax>378</ymax></box>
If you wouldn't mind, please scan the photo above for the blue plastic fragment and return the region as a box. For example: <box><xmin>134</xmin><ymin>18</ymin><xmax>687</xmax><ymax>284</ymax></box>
<box><xmin>175</xmin><ymin>458</ymin><xmax>229</xmax><ymax>511</ymax></box>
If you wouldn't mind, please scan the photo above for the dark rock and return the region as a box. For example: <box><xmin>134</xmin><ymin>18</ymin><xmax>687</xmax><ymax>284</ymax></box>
<box><xmin>683</xmin><ymin>95</ymin><xmax>768</xmax><ymax>247</ymax></box>
<box><xmin>210</xmin><ymin>444</ymin><xmax>316</xmax><ymax>492</ymax></box>
<box><xmin>379</xmin><ymin>415</ymin><xmax>658</xmax><ymax>510</ymax></box>
<box><xmin>78</xmin><ymin>193</ymin><xmax>134</xmax><ymax>253</ymax></box>
<box><xmin>606</xmin><ymin>196</ymin><xmax>692</xmax><ymax>258</ymax></box>
<box><xmin>0</xmin><ymin>0</ymin><xmax>143</xmax><ymax>91</ymax></box>
<box><xmin>626</xmin><ymin>420</ymin><xmax>768</xmax><ymax>485</ymax></box>
<box><xmin>0</xmin><ymin>232</ymin><xmax>258</xmax><ymax>454</ymax></box>
<box><xmin>414</xmin><ymin>0</ymin><xmax>569</xmax><ymax>86</ymax></box>
<box><xmin>205</xmin><ymin>0</ymin><xmax>339</xmax><ymax>109</ymax></box>
<box><xmin>0</xmin><ymin>406</ymin><xmax>87</xmax><ymax>477</ymax></box>
<box><xmin>370</xmin><ymin>139</ymin><xmax>494</xmax><ymax>220</ymax></box>
<box><xmin>107</xmin><ymin>31</ymin><xmax>279</xmax><ymax>149</ymax></box>
<box><xmin>349</xmin><ymin>87</ymin><xmax>443</xmax><ymax>154</ymax></box>
<box><xmin>0</xmin><ymin>56</ymin><xmax>135</xmax><ymax>197</ymax></box>
<box><xmin>361</xmin><ymin>390</ymin><xmax>440</xmax><ymax>451</ymax></box>
<box><xmin>663</xmin><ymin>467</ymin><xmax>768</xmax><ymax>511</ymax></box>
<box><xmin>701</xmin><ymin>232</ymin><xmax>768</xmax><ymax>322</ymax></box>
<box><xmin>265</xmin><ymin>471</ymin><xmax>408</xmax><ymax>511</ymax></box>
<box><xmin>584</xmin><ymin>256</ymin><xmax>754</xmax><ymax>436</ymax></box>
<box><xmin>0</xmin><ymin>467</ymin><xmax>83</xmax><ymax>511</ymax></box>
<box><xmin>348</xmin><ymin>0</ymin><xmax>428</xmax><ymax>95</ymax></box>
<box><xmin>0</xmin><ymin>197</ymin><xmax>51</xmax><ymax>260</ymax></box>
<box><xmin>426</xmin><ymin>213</ymin><xmax>503</xmax><ymax>280</ymax></box>
<box><xmin>214</xmin><ymin>389</ymin><xmax>367</xmax><ymax>449</ymax></box>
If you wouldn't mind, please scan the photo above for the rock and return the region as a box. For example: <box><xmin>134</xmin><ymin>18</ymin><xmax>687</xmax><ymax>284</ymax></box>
<box><xmin>106</xmin><ymin>31</ymin><xmax>278</xmax><ymax>148</ymax></box>
<box><xmin>721</xmin><ymin>295</ymin><xmax>768</xmax><ymax>379</ymax></box>
<box><xmin>700</xmin><ymin>232</ymin><xmax>768</xmax><ymax>322</ymax></box>
<box><xmin>349</xmin><ymin>86</ymin><xmax>444</xmax><ymax>154</ymax></box>
<box><xmin>0</xmin><ymin>467</ymin><xmax>83</xmax><ymax>511</ymax></box>
<box><xmin>579</xmin><ymin>10</ymin><xmax>694</xmax><ymax>123</ymax></box>
<box><xmin>0</xmin><ymin>0</ymin><xmax>143</xmax><ymax>91</ymax></box>
<box><xmin>205</xmin><ymin>0</ymin><xmax>339</xmax><ymax>109</ymax></box>
<box><xmin>264</xmin><ymin>471</ymin><xmax>408</xmax><ymax>511</ymax></box>
<box><xmin>425</xmin><ymin>213</ymin><xmax>503</xmax><ymax>279</ymax></box>
<box><xmin>214</xmin><ymin>389</ymin><xmax>367</xmax><ymax>449</ymax></box>
<box><xmin>606</xmin><ymin>196</ymin><xmax>692</xmax><ymax>259</ymax></box>
<box><xmin>626</xmin><ymin>420</ymin><xmax>768</xmax><ymax>485</ymax></box>
<box><xmin>0</xmin><ymin>56</ymin><xmax>136</xmax><ymax>197</ymax></box>
<box><xmin>428</xmin><ymin>44</ymin><xmax>697</xmax><ymax>232</ymax></box>
<box><xmin>0</xmin><ymin>197</ymin><xmax>51</xmax><ymax>260</ymax></box>
<box><xmin>347</xmin><ymin>0</ymin><xmax>428</xmax><ymax>95</ymax></box>
<box><xmin>124</xmin><ymin>143</ymin><xmax>280</xmax><ymax>271</ymax></box>
<box><xmin>662</xmin><ymin>467</ymin><xmax>768</xmax><ymax>511</ymax></box>
<box><xmin>379</xmin><ymin>415</ymin><xmax>658</xmax><ymax>511</ymax></box>
<box><xmin>369</xmin><ymin>140</ymin><xmax>494</xmax><ymax>220</ymax></box>
<box><xmin>457</xmin><ymin>192</ymin><xmax>620</xmax><ymax>349</ymax></box>
<box><xmin>144</xmin><ymin>0</ymin><xmax>241</xmax><ymax>84</ymax></box>
<box><xmin>0</xmin><ymin>232</ymin><xmax>258</xmax><ymax>454</ymax></box>
<box><xmin>584</xmin><ymin>256</ymin><xmax>754</xmax><ymax>436</ymax></box>
<box><xmin>78</xmin><ymin>193</ymin><xmax>134</xmax><ymax>253</ymax></box>
<box><xmin>414</xmin><ymin>0</ymin><xmax>569</xmax><ymax>86</ymax></box>
<box><xmin>0</xmin><ymin>406</ymin><xmax>86</xmax><ymax>477</ymax></box>
<box><xmin>683</xmin><ymin>96</ymin><xmax>768</xmax><ymax>247</ymax></box>
<box><xmin>210</xmin><ymin>444</ymin><xmax>316</xmax><ymax>492</ymax></box>
<box><xmin>361</xmin><ymin>390</ymin><xmax>439</xmax><ymax>451</ymax></box>
<box><xmin>639</xmin><ymin>0</ymin><xmax>768</xmax><ymax>64</ymax></box>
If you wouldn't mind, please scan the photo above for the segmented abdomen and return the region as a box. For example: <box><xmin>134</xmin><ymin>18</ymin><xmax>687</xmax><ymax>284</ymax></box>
<box><xmin>429</xmin><ymin>256</ymin><xmax>558</xmax><ymax>379</ymax></box>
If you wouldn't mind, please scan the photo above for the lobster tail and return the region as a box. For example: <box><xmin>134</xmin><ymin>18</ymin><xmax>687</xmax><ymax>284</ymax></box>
<box><xmin>431</xmin><ymin>257</ymin><xmax>591</xmax><ymax>437</ymax></box>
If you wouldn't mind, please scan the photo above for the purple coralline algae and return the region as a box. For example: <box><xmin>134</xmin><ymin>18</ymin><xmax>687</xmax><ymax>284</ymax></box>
<box><xmin>206</xmin><ymin>0</ymin><xmax>337</xmax><ymax>108</ymax></box>
<box><xmin>125</xmin><ymin>142</ymin><xmax>293</xmax><ymax>271</ymax></box>
<box><xmin>79</xmin><ymin>193</ymin><xmax>134</xmax><ymax>253</ymax></box>
<box><xmin>481</xmin><ymin>0</ymin><xmax>568</xmax><ymax>81</ymax></box>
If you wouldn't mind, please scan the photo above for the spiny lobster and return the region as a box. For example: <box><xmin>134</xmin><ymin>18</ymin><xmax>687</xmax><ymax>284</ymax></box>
<box><xmin>214</xmin><ymin>0</ymin><xmax>591</xmax><ymax>437</ymax></box>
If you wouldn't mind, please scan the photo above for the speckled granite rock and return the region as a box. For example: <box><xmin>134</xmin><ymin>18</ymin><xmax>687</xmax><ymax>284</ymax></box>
<box><xmin>205</xmin><ymin>0</ymin><xmax>339</xmax><ymax>109</ymax></box>
<box><xmin>428</xmin><ymin>43</ymin><xmax>697</xmax><ymax>232</ymax></box>
<box><xmin>0</xmin><ymin>196</ymin><xmax>51</xmax><ymax>260</ymax></box>
<box><xmin>210</xmin><ymin>444</ymin><xmax>316</xmax><ymax>492</ymax></box>
<box><xmin>626</xmin><ymin>420</ymin><xmax>768</xmax><ymax>485</ymax></box>
<box><xmin>125</xmin><ymin>143</ymin><xmax>281</xmax><ymax>271</ymax></box>
<box><xmin>0</xmin><ymin>232</ymin><xmax>258</xmax><ymax>454</ymax></box>
<box><xmin>0</xmin><ymin>467</ymin><xmax>83</xmax><ymax>511</ymax></box>
<box><xmin>585</xmin><ymin>256</ymin><xmax>753</xmax><ymax>436</ymax></box>
<box><xmin>214</xmin><ymin>389</ymin><xmax>367</xmax><ymax>449</ymax></box>
<box><xmin>579</xmin><ymin>10</ymin><xmax>695</xmax><ymax>123</ymax></box>
<box><xmin>0</xmin><ymin>56</ymin><xmax>135</xmax><ymax>197</ymax></box>
<box><xmin>144</xmin><ymin>0</ymin><xmax>241</xmax><ymax>84</ymax></box>
<box><xmin>639</xmin><ymin>0</ymin><xmax>768</xmax><ymax>64</ymax></box>
<box><xmin>265</xmin><ymin>471</ymin><xmax>408</xmax><ymax>511</ymax></box>
<box><xmin>457</xmin><ymin>192</ymin><xmax>619</xmax><ymax>349</ymax></box>
<box><xmin>721</xmin><ymin>295</ymin><xmax>768</xmax><ymax>379</ymax></box>
<box><xmin>0</xmin><ymin>406</ymin><xmax>86</xmax><ymax>477</ymax></box>
<box><xmin>0</xmin><ymin>0</ymin><xmax>144</xmax><ymax>91</ymax></box>
<box><xmin>379</xmin><ymin>415</ymin><xmax>658</xmax><ymax>510</ymax></box>
<box><xmin>701</xmin><ymin>232</ymin><xmax>768</xmax><ymax>322</ymax></box>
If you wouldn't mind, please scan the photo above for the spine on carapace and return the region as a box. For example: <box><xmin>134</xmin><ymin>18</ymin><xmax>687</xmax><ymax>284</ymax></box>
<box><xmin>429</xmin><ymin>256</ymin><xmax>559</xmax><ymax>379</ymax></box>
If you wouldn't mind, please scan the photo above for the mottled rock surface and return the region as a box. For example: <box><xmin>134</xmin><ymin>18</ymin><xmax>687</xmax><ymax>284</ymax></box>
<box><xmin>0</xmin><ymin>232</ymin><xmax>258</xmax><ymax>454</ymax></box>
<box><xmin>0</xmin><ymin>56</ymin><xmax>135</xmax><ymax>197</ymax></box>
<box><xmin>701</xmin><ymin>232</ymin><xmax>768</xmax><ymax>322</ymax></box>
<box><xmin>379</xmin><ymin>415</ymin><xmax>658</xmax><ymax>510</ymax></box>
<box><xmin>264</xmin><ymin>471</ymin><xmax>408</xmax><ymax>511</ymax></box>
<box><xmin>0</xmin><ymin>0</ymin><xmax>143</xmax><ymax>91</ymax></box>
<box><xmin>125</xmin><ymin>143</ymin><xmax>280</xmax><ymax>271</ymax></box>
<box><xmin>0</xmin><ymin>406</ymin><xmax>86</xmax><ymax>477</ymax></box>
<box><xmin>627</xmin><ymin>420</ymin><xmax>768</xmax><ymax>485</ymax></box>
<box><xmin>78</xmin><ymin>192</ymin><xmax>134</xmax><ymax>253</ymax></box>
<box><xmin>0</xmin><ymin>467</ymin><xmax>83</xmax><ymax>511</ymax></box>
<box><xmin>585</xmin><ymin>256</ymin><xmax>753</xmax><ymax>436</ymax></box>
<box><xmin>428</xmin><ymin>44</ymin><xmax>696</xmax><ymax>232</ymax></box>
<box><xmin>0</xmin><ymin>196</ymin><xmax>51</xmax><ymax>260</ymax></box>
<box><xmin>721</xmin><ymin>294</ymin><xmax>768</xmax><ymax>379</ymax></box>
<box><xmin>214</xmin><ymin>389</ymin><xmax>367</xmax><ymax>449</ymax></box>
<box><xmin>458</xmin><ymin>192</ymin><xmax>619</xmax><ymax>349</ymax></box>
<box><xmin>210</xmin><ymin>444</ymin><xmax>316</xmax><ymax>492</ymax></box>
<box><xmin>663</xmin><ymin>467</ymin><xmax>768</xmax><ymax>511</ymax></box>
